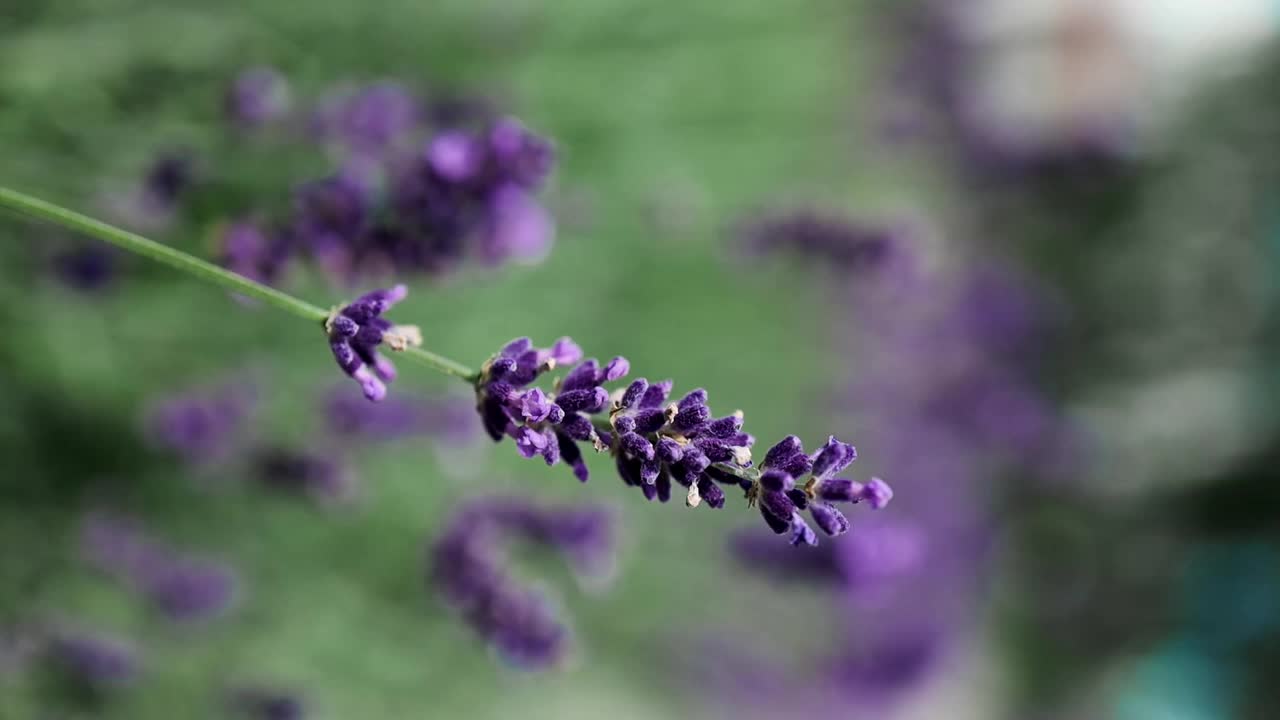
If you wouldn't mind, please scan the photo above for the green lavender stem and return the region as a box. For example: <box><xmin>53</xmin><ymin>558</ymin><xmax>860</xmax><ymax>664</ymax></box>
<box><xmin>0</xmin><ymin>186</ymin><xmax>479</xmax><ymax>383</ymax></box>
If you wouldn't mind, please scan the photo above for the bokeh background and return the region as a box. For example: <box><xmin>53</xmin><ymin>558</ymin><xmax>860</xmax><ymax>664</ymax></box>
<box><xmin>2</xmin><ymin>0</ymin><xmax>1279</xmax><ymax>718</ymax></box>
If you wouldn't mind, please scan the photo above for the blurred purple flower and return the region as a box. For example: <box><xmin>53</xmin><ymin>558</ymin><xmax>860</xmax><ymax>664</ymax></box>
<box><xmin>480</xmin><ymin>183</ymin><xmax>553</xmax><ymax>265</ymax></box>
<box><xmin>52</xmin><ymin>244</ymin><xmax>117</xmax><ymax>292</ymax></box>
<box><xmin>219</xmin><ymin>220</ymin><xmax>293</xmax><ymax>287</ymax></box>
<box><xmin>429</xmin><ymin>497</ymin><xmax>616</xmax><ymax>668</ymax></box>
<box><xmin>737</xmin><ymin>209</ymin><xmax>915</xmax><ymax>275</ymax></box>
<box><xmin>251</xmin><ymin>447</ymin><xmax>357</xmax><ymax>506</ymax></box>
<box><xmin>144</xmin><ymin>379</ymin><xmax>256</xmax><ymax>464</ymax></box>
<box><xmin>225</xmin><ymin>67</ymin><xmax>291</xmax><ymax>128</ymax></box>
<box><xmin>45</xmin><ymin>629</ymin><xmax>139</xmax><ymax>689</ymax></box>
<box><xmin>82</xmin><ymin>512</ymin><xmax>239</xmax><ymax>622</ymax></box>
<box><xmin>322</xmin><ymin>384</ymin><xmax>475</xmax><ymax>444</ymax></box>
<box><xmin>727</xmin><ymin>216</ymin><xmax>1066</xmax><ymax>703</ymax></box>
<box><xmin>311</xmin><ymin>82</ymin><xmax>421</xmax><ymax>153</ymax></box>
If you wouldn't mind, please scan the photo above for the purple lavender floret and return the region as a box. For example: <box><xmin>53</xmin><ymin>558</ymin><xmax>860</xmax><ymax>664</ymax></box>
<box><xmin>474</xmin><ymin>338</ymin><xmax>889</xmax><ymax>544</ymax></box>
<box><xmin>225</xmin><ymin>67</ymin><xmax>291</xmax><ymax>128</ymax></box>
<box><xmin>326</xmin><ymin>284</ymin><xmax>422</xmax><ymax>402</ymax></box>
<box><xmin>82</xmin><ymin>512</ymin><xmax>238</xmax><ymax>622</ymax></box>
<box><xmin>45</xmin><ymin>629</ymin><xmax>139</xmax><ymax>688</ymax></box>
<box><xmin>750</xmin><ymin>435</ymin><xmax>890</xmax><ymax>546</ymax></box>
<box><xmin>429</xmin><ymin>497</ymin><xmax>615</xmax><ymax>668</ymax></box>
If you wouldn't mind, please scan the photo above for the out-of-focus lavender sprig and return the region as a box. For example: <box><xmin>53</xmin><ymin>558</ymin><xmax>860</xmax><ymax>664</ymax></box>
<box><xmin>724</xmin><ymin>210</ymin><xmax>1067</xmax><ymax>704</ymax></box>
<box><xmin>250</xmin><ymin>446</ymin><xmax>357</xmax><ymax>506</ymax></box>
<box><xmin>209</xmin><ymin>69</ymin><xmax>559</xmax><ymax>285</ymax></box>
<box><xmin>737</xmin><ymin>209</ymin><xmax>918</xmax><ymax>278</ymax></box>
<box><xmin>44</xmin><ymin>628</ymin><xmax>140</xmax><ymax>690</ymax></box>
<box><xmin>144</xmin><ymin>378</ymin><xmax>257</xmax><ymax>465</ymax></box>
<box><xmin>474</xmin><ymin>336</ymin><xmax>891</xmax><ymax>545</ymax></box>
<box><xmin>429</xmin><ymin>497</ymin><xmax>617</xmax><ymax>669</ymax></box>
<box><xmin>81</xmin><ymin>512</ymin><xmax>239</xmax><ymax>622</ymax></box>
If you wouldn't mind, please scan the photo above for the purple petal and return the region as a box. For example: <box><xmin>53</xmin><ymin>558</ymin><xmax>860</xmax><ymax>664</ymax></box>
<box><xmin>619</xmin><ymin>379</ymin><xmax>649</xmax><ymax>410</ymax></box>
<box><xmin>759</xmin><ymin>470</ymin><xmax>794</xmax><ymax>493</ymax></box>
<box><xmin>788</xmin><ymin>513</ymin><xmax>818</xmax><ymax>547</ymax></box>
<box><xmin>763</xmin><ymin>435</ymin><xmax>804</xmax><ymax>469</ymax></box>
<box><xmin>759</xmin><ymin>490</ymin><xmax>796</xmax><ymax>523</ymax></box>
<box><xmin>555</xmin><ymin>387</ymin><xmax>608</xmax><ymax>414</ymax></box>
<box><xmin>639</xmin><ymin>379</ymin><xmax>673</xmax><ymax>409</ymax></box>
<box><xmin>619</xmin><ymin>432</ymin><xmax>655</xmax><ymax>461</ymax></box>
<box><xmin>811</xmin><ymin>435</ymin><xmax>857</xmax><ymax>479</ymax></box>
<box><xmin>809</xmin><ymin>503</ymin><xmax>850</xmax><ymax>537</ymax></box>
<box><xmin>598</xmin><ymin>356</ymin><xmax>630</xmax><ymax>383</ymax></box>
<box><xmin>559</xmin><ymin>360</ymin><xmax>599</xmax><ymax>392</ymax></box>
<box><xmin>860</xmin><ymin>477</ymin><xmax>893</xmax><ymax>509</ymax></box>
<box><xmin>655</xmin><ymin>438</ymin><xmax>684</xmax><ymax>464</ymax></box>
<box><xmin>677</xmin><ymin>389</ymin><xmax>708</xmax><ymax>410</ymax></box>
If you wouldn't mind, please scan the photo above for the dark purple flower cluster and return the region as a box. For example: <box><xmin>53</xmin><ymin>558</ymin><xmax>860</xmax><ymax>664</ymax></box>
<box><xmin>750</xmin><ymin>435</ymin><xmax>892</xmax><ymax>546</ymax></box>
<box><xmin>429</xmin><ymin>497</ymin><xmax>616</xmax><ymax>669</ymax></box>
<box><xmin>82</xmin><ymin>512</ymin><xmax>238</xmax><ymax>622</ymax></box>
<box><xmin>325</xmin><ymin>284</ymin><xmax>421</xmax><ymax>402</ymax></box>
<box><xmin>475</xmin><ymin>337</ymin><xmax>891</xmax><ymax>545</ymax></box>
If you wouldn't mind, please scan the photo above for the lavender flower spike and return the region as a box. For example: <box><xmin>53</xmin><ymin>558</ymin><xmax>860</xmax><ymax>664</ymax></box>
<box><xmin>82</xmin><ymin>512</ymin><xmax>238</xmax><ymax>622</ymax></box>
<box><xmin>327</xmin><ymin>284</ymin><xmax>422</xmax><ymax>401</ymax></box>
<box><xmin>474</xmin><ymin>337</ymin><xmax>890</xmax><ymax>544</ymax></box>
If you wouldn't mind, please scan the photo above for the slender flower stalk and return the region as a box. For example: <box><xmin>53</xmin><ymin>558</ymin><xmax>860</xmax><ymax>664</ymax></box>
<box><xmin>0</xmin><ymin>186</ymin><xmax>478</xmax><ymax>382</ymax></box>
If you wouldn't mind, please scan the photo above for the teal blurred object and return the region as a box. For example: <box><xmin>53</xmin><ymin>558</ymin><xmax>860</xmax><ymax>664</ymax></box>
<box><xmin>1114</xmin><ymin>543</ymin><xmax>1279</xmax><ymax>720</ymax></box>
